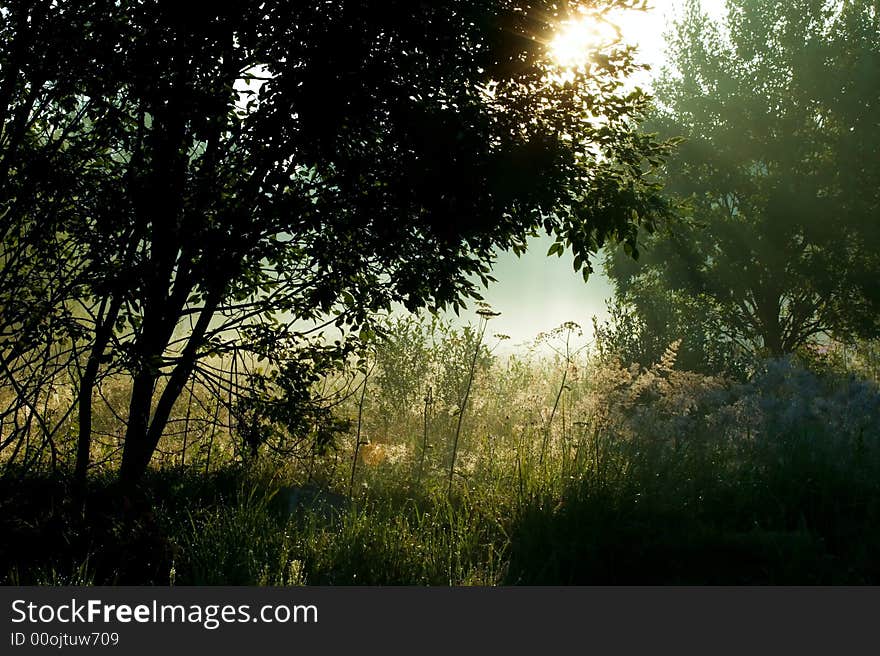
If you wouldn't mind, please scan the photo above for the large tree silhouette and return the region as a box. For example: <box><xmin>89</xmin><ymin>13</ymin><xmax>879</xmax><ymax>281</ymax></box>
<box><xmin>1</xmin><ymin>0</ymin><xmax>671</xmax><ymax>485</ymax></box>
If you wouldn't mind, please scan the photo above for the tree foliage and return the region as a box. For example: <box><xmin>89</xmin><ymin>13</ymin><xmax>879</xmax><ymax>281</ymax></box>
<box><xmin>0</xmin><ymin>0</ymin><xmax>671</xmax><ymax>484</ymax></box>
<box><xmin>605</xmin><ymin>0</ymin><xmax>880</xmax><ymax>367</ymax></box>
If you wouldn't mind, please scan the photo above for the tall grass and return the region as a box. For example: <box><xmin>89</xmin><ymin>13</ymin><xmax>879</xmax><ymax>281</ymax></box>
<box><xmin>4</xmin><ymin>315</ymin><xmax>880</xmax><ymax>584</ymax></box>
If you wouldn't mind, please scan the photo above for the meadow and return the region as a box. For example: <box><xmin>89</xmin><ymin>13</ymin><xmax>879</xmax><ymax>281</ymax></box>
<box><xmin>3</xmin><ymin>314</ymin><xmax>880</xmax><ymax>585</ymax></box>
<box><xmin>3</xmin><ymin>0</ymin><xmax>879</xmax><ymax>591</ymax></box>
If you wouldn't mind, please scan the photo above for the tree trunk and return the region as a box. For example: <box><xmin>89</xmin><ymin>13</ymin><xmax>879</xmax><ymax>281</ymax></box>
<box><xmin>762</xmin><ymin>324</ymin><xmax>785</xmax><ymax>358</ymax></box>
<box><xmin>74</xmin><ymin>295</ymin><xmax>123</xmax><ymax>492</ymax></box>
<box><xmin>117</xmin><ymin>297</ymin><xmax>218</xmax><ymax>487</ymax></box>
<box><xmin>118</xmin><ymin>367</ymin><xmax>158</xmax><ymax>486</ymax></box>
<box><xmin>754</xmin><ymin>288</ymin><xmax>785</xmax><ymax>357</ymax></box>
<box><xmin>73</xmin><ymin>365</ymin><xmax>98</xmax><ymax>490</ymax></box>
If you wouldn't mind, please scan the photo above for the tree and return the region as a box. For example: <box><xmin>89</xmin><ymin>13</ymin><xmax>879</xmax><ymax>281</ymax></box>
<box><xmin>0</xmin><ymin>1</ymin><xmax>129</xmax><ymax>472</ymax></box>
<box><xmin>593</xmin><ymin>282</ymin><xmax>753</xmax><ymax>377</ymax></box>
<box><xmin>2</xmin><ymin>0</ymin><xmax>672</xmax><ymax>486</ymax></box>
<box><xmin>606</xmin><ymin>0</ymin><xmax>880</xmax><ymax>367</ymax></box>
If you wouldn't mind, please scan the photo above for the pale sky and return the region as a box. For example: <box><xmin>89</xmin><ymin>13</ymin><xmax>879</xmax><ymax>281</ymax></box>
<box><xmin>457</xmin><ymin>0</ymin><xmax>727</xmax><ymax>349</ymax></box>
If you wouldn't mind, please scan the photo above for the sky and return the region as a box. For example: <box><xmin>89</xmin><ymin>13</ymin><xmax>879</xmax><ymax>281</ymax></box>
<box><xmin>453</xmin><ymin>0</ymin><xmax>727</xmax><ymax>349</ymax></box>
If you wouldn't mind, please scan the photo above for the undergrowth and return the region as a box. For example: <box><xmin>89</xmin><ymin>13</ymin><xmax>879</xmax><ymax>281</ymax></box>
<box><xmin>3</xmin><ymin>319</ymin><xmax>880</xmax><ymax>585</ymax></box>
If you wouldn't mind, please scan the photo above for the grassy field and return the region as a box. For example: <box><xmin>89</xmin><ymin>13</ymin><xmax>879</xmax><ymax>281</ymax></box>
<box><xmin>3</xmin><ymin>317</ymin><xmax>880</xmax><ymax>585</ymax></box>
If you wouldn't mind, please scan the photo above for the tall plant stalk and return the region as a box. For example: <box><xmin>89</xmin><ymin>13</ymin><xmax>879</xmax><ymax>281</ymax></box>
<box><xmin>349</xmin><ymin>361</ymin><xmax>373</xmax><ymax>499</ymax></box>
<box><xmin>540</xmin><ymin>322</ymin><xmax>584</xmax><ymax>467</ymax></box>
<box><xmin>448</xmin><ymin>309</ymin><xmax>495</xmax><ymax>497</ymax></box>
<box><xmin>540</xmin><ymin>365</ymin><xmax>568</xmax><ymax>467</ymax></box>
<box><xmin>415</xmin><ymin>385</ymin><xmax>433</xmax><ymax>489</ymax></box>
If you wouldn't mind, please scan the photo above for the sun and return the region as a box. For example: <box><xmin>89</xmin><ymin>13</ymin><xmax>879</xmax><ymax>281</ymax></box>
<box><xmin>549</xmin><ymin>13</ymin><xmax>622</xmax><ymax>68</ymax></box>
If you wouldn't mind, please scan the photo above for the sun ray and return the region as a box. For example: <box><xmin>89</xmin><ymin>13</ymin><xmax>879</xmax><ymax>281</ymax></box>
<box><xmin>548</xmin><ymin>12</ymin><xmax>622</xmax><ymax>68</ymax></box>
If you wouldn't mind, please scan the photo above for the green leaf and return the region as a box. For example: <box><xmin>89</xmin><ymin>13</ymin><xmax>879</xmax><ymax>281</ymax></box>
<box><xmin>547</xmin><ymin>242</ymin><xmax>565</xmax><ymax>257</ymax></box>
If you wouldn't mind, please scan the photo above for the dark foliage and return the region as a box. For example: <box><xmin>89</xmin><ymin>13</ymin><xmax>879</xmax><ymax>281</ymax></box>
<box><xmin>0</xmin><ymin>0</ymin><xmax>670</xmax><ymax>483</ymax></box>
<box><xmin>603</xmin><ymin>0</ymin><xmax>880</xmax><ymax>367</ymax></box>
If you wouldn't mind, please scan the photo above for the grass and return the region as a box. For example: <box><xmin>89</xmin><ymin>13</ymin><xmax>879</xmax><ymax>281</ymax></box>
<box><xmin>4</xmin><ymin>432</ymin><xmax>880</xmax><ymax>585</ymax></box>
<box><xmin>3</xmin><ymin>320</ymin><xmax>880</xmax><ymax>585</ymax></box>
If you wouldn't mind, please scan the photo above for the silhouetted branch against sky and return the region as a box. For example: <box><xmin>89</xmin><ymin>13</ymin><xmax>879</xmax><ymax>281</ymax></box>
<box><xmin>465</xmin><ymin>0</ymin><xmax>726</xmax><ymax>348</ymax></box>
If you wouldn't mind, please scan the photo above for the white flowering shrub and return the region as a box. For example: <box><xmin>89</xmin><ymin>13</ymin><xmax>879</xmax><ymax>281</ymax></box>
<box><xmin>748</xmin><ymin>359</ymin><xmax>880</xmax><ymax>456</ymax></box>
<box><xmin>560</xmin><ymin>349</ymin><xmax>880</xmax><ymax>533</ymax></box>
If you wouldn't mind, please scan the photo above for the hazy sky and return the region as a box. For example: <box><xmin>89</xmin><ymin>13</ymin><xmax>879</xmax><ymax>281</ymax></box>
<box><xmin>455</xmin><ymin>0</ymin><xmax>727</xmax><ymax>349</ymax></box>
